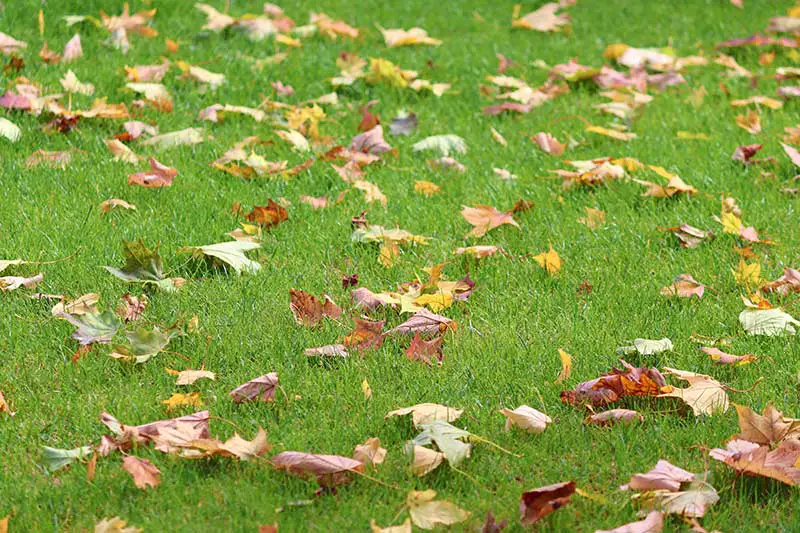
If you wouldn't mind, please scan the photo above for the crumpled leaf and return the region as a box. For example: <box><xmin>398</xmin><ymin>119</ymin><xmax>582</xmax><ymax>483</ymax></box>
<box><xmin>710</xmin><ymin>439</ymin><xmax>800</xmax><ymax>486</ymax></box>
<box><xmin>638</xmin><ymin>481</ymin><xmax>719</xmax><ymax>518</ymax></box>
<box><xmin>104</xmin><ymin>239</ymin><xmax>183</xmax><ymax>292</ymax></box>
<box><xmin>51</xmin><ymin>293</ymin><xmax>99</xmax><ymax>316</ymax></box>
<box><xmin>658</xmin><ymin>368</ymin><xmax>729</xmax><ymax>416</ymax></box>
<box><xmin>110</xmin><ymin>326</ymin><xmax>172</xmax><ymax>363</ymax></box>
<box><xmin>41</xmin><ymin>445</ymin><xmax>93</xmax><ymax>472</ymax></box>
<box><xmin>735</xmin><ymin>110</ymin><xmax>761</xmax><ymax>134</ymax></box>
<box><xmin>289</xmin><ymin>289</ymin><xmax>342</xmax><ymax>327</ymax></box>
<box><xmin>413</xmin><ymin>134</ymin><xmax>467</xmax><ymax>156</ymax></box>
<box><xmin>662</xmin><ymin>224</ymin><xmax>713</xmax><ymax>248</ymax></box>
<box><xmin>161</xmin><ymin>392</ymin><xmax>203</xmax><ymax>412</ymax></box>
<box><xmin>269</xmin><ymin>451</ymin><xmax>365</xmax><ymax>487</ymax></box>
<box><xmin>245</xmin><ymin>200</ymin><xmax>288</xmax><ymax>229</ymax></box>
<box><xmin>561</xmin><ymin>360</ymin><xmax>666</xmax><ymax>406</ymax></box>
<box><xmin>739</xmin><ymin>307</ymin><xmax>799</xmax><ymax>336</ymax></box>
<box><xmin>387</xmin><ymin>309</ymin><xmax>454</xmax><ymax>336</ymax></box>
<box><xmin>621</xmin><ymin>460</ymin><xmax>696</xmax><ymax>492</ymax></box>
<box><xmin>230</xmin><ymin>372</ymin><xmax>278</xmax><ymax>403</ymax></box>
<box><xmin>179</xmin><ymin>241</ymin><xmax>261</xmax><ymax>274</ymax></box>
<box><xmin>520</xmin><ymin>481</ymin><xmax>576</xmax><ymax>526</ymax></box>
<box><xmin>499</xmin><ymin>405</ymin><xmax>552</xmax><ymax>433</ymax></box>
<box><xmin>385</xmin><ymin>403</ymin><xmax>463</xmax><ymax>428</ymax></box>
<box><xmin>304</xmin><ymin>344</ymin><xmax>349</xmax><ymax>358</ymax></box>
<box><xmin>379</xmin><ymin>27</ymin><xmax>442</xmax><ymax>47</ymax></box>
<box><xmin>122</xmin><ymin>456</ymin><xmax>160</xmax><ymax>489</ymax></box>
<box><xmin>405</xmin><ymin>333</ymin><xmax>444</xmax><ymax>365</ymax></box>
<box><xmin>659</xmin><ymin>274</ymin><xmax>705</xmax><ymax>298</ymax></box>
<box><xmin>353</xmin><ymin>437</ymin><xmax>386</xmax><ymax>468</ymax></box>
<box><xmin>128</xmin><ymin>158</ymin><xmax>177</xmax><ymax>188</ymax></box>
<box><xmin>406</xmin><ymin>490</ymin><xmax>471</xmax><ymax>530</ymax></box>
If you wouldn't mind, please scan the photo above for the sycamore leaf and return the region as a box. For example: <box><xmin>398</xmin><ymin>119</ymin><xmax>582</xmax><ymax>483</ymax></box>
<box><xmin>289</xmin><ymin>290</ymin><xmax>342</xmax><ymax>327</ymax></box>
<box><xmin>270</xmin><ymin>451</ymin><xmax>365</xmax><ymax>487</ymax></box>
<box><xmin>520</xmin><ymin>481</ymin><xmax>576</xmax><ymax>526</ymax></box>
<box><xmin>739</xmin><ymin>307</ymin><xmax>799</xmax><ymax>336</ymax></box>
<box><xmin>386</xmin><ymin>403</ymin><xmax>463</xmax><ymax>428</ymax></box>
<box><xmin>409</xmin><ymin>445</ymin><xmax>445</xmax><ymax>476</ymax></box>
<box><xmin>353</xmin><ymin>438</ymin><xmax>386</xmax><ymax>468</ymax></box>
<box><xmin>110</xmin><ymin>326</ymin><xmax>172</xmax><ymax>363</ymax></box>
<box><xmin>462</xmin><ymin>205</ymin><xmax>519</xmax><ymax>238</ymax></box>
<box><xmin>179</xmin><ymin>241</ymin><xmax>261</xmax><ymax>274</ymax></box>
<box><xmin>122</xmin><ymin>456</ymin><xmax>161</xmax><ymax>489</ymax></box>
<box><xmin>413</xmin><ymin>134</ymin><xmax>467</xmax><ymax>156</ymax></box>
<box><xmin>245</xmin><ymin>200</ymin><xmax>288</xmax><ymax>229</ymax></box>
<box><xmin>230</xmin><ymin>372</ymin><xmax>279</xmax><ymax>403</ymax></box>
<box><xmin>0</xmin><ymin>117</ymin><xmax>21</xmax><ymax>142</ymax></box>
<box><xmin>60</xmin><ymin>310</ymin><xmax>122</xmax><ymax>345</ymax></box>
<box><xmin>595</xmin><ymin>511</ymin><xmax>664</xmax><ymax>533</ymax></box>
<box><xmin>104</xmin><ymin>239</ymin><xmax>183</xmax><ymax>292</ymax></box>
<box><xmin>406</xmin><ymin>490</ymin><xmax>471</xmax><ymax>530</ymax></box>
<box><xmin>658</xmin><ymin>368</ymin><xmax>729</xmax><ymax>416</ymax></box>
<box><xmin>733</xmin><ymin>404</ymin><xmax>800</xmax><ymax>445</ymax></box>
<box><xmin>499</xmin><ymin>405</ymin><xmax>552</xmax><ymax>433</ymax></box>
<box><xmin>42</xmin><ymin>445</ymin><xmax>93</xmax><ymax>472</ymax></box>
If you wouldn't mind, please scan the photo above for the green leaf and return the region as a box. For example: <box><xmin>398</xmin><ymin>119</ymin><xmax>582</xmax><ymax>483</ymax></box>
<box><xmin>59</xmin><ymin>310</ymin><xmax>122</xmax><ymax>345</ymax></box>
<box><xmin>41</xmin><ymin>445</ymin><xmax>93</xmax><ymax>472</ymax></box>
<box><xmin>179</xmin><ymin>241</ymin><xmax>261</xmax><ymax>274</ymax></box>
<box><xmin>104</xmin><ymin>239</ymin><xmax>181</xmax><ymax>292</ymax></box>
<box><xmin>110</xmin><ymin>327</ymin><xmax>173</xmax><ymax>363</ymax></box>
<box><xmin>412</xmin><ymin>421</ymin><xmax>472</xmax><ymax>467</ymax></box>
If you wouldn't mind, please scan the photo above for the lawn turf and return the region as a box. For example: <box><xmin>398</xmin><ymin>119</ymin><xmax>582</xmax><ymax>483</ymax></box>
<box><xmin>2</xmin><ymin>0</ymin><xmax>800</xmax><ymax>531</ymax></box>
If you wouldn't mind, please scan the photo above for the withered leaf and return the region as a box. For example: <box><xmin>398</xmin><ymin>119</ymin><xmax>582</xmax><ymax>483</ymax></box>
<box><xmin>520</xmin><ymin>481</ymin><xmax>576</xmax><ymax>526</ymax></box>
<box><xmin>585</xmin><ymin>409</ymin><xmax>642</xmax><ymax>426</ymax></box>
<box><xmin>499</xmin><ymin>405</ymin><xmax>552</xmax><ymax>433</ymax></box>
<box><xmin>387</xmin><ymin>309</ymin><xmax>454</xmax><ymax>336</ymax></box>
<box><xmin>353</xmin><ymin>437</ymin><xmax>386</xmax><ymax>468</ymax></box>
<box><xmin>621</xmin><ymin>460</ymin><xmax>696</xmax><ymax>492</ymax></box>
<box><xmin>658</xmin><ymin>368</ymin><xmax>729</xmax><ymax>416</ymax></box>
<box><xmin>561</xmin><ymin>360</ymin><xmax>666</xmax><ymax>406</ymax></box>
<box><xmin>122</xmin><ymin>456</ymin><xmax>161</xmax><ymax>490</ymax></box>
<box><xmin>462</xmin><ymin>205</ymin><xmax>519</xmax><ymax>238</ymax></box>
<box><xmin>385</xmin><ymin>403</ymin><xmax>463</xmax><ymax>428</ymax></box>
<box><xmin>289</xmin><ymin>289</ymin><xmax>342</xmax><ymax>327</ymax></box>
<box><xmin>594</xmin><ymin>511</ymin><xmax>664</xmax><ymax>533</ymax></box>
<box><xmin>270</xmin><ymin>451</ymin><xmax>365</xmax><ymax>487</ymax></box>
<box><xmin>128</xmin><ymin>158</ymin><xmax>176</xmax><ymax>188</ymax></box>
<box><xmin>245</xmin><ymin>199</ymin><xmax>288</xmax><ymax>229</ymax></box>
<box><xmin>406</xmin><ymin>490</ymin><xmax>471</xmax><ymax>530</ymax></box>
<box><xmin>711</xmin><ymin>439</ymin><xmax>800</xmax><ymax>486</ymax></box>
<box><xmin>230</xmin><ymin>372</ymin><xmax>278</xmax><ymax>403</ymax></box>
<box><xmin>405</xmin><ymin>333</ymin><xmax>443</xmax><ymax>365</ymax></box>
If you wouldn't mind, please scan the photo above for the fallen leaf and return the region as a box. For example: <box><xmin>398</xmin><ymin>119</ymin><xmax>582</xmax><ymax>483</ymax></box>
<box><xmin>0</xmin><ymin>390</ymin><xmax>15</xmax><ymax>417</ymax></box>
<box><xmin>594</xmin><ymin>511</ymin><xmax>664</xmax><ymax>533</ymax></box>
<box><xmin>555</xmin><ymin>348</ymin><xmax>572</xmax><ymax>383</ymax></box>
<box><xmin>410</xmin><ymin>445</ymin><xmax>445</xmax><ymax>476</ymax></box>
<box><xmin>499</xmin><ymin>405</ymin><xmax>552</xmax><ymax>433</ymax></box>
<box><xmin>122</xmin><ymin>456</ymin><xmax>161</xmax><ymax>489</ymax></box>
<box><xmin>142</xmin><ymin>128</ymin><xmax>205</xmax><ymax>149</ymax></box>
<box><xmin>179</xmin><ymin>241</ymin><xmax>262</xmax><ymax>274</ymax></box>
<box><xmin>370</xmin><ymin>519</ymin><xmax>412</xmax><ymax>533</ymax></box>
<box><xmin>658</xmin><ymin>368</ymin><xmax>729</xmax><ymax>416</ymax></box>
<box><xmin>94</xmin><ymin>516</ymin><xmax>142</xmax><ymax>533</ymax></box>
<box><xmin>353</xmin><ymin>438</ymin><xmax>386</xmax><ymax>468</ymax></box>
<box><xmin>733</xmin><ymin>404</ymin><xmax>800</xmax><ymax>445</ymax></box>
<box><xmin>104</xmin><ymin>239</ymin><xmax>183</xmax><ymax>292</ymax></box>
<box><xmin>735</xmin><ymin>110</ymin><xmax>761</xmax><ymax>134</ymax></box>
<box><xmin>289</xmin><ymin>290</ymin><xmax>342</xmax><ymax>327</ymax></box>
<box><xmin>175</xmin><ymin>369</ymin><xmax>215</xmax><ymax>386</ymax></box>
<box><xmin>405</xmin><ymin>334</ymin><xmax>444</xmax><ymax>365</ymax></box>
<box><xmin>128</xmin><ymin>158</ymin><xmax>177</xmax><ymax>188</ymax></box>
<box><xmin>533</xmin><ymin>246</ymin><xmax>562</xmax><ymax>275</ymax></box>
<box><xmin>406</xmin><ymin>490</ymin><xmax>471</xmax><ymax>530</ymax></box>
<box><xmin>621</xmin><ymin>460</ymin><xmax>696</xmax><ymax>491</ymax></box>
<box><xmin>387</xmin><ymin>309</ymin><xmax>454</xmax><ymax>336</ymax></box>
<box><xmin>413</xmin><ymin>135</ymin><xmax>467</xmax><ymax>156</ymax></box>
<box><xmin>660</xmin><ymin>274</ymin><xmax>705</xmax><ymax>298</ymax></box>
<box><xmin>739</xmin><ymin>307</ymin><xmax>799</xmax><ymax>336</ymax></box>
<box><xmin>230</xmin><ymin>372</ymin><xmax>279</xmax><ymax>403</ymax></box>
<box><xmin>0</xmin><ymin>117</ymin><xmax>21</xmax><ymax>142</ymax></box>
<box><xmin>100</xmin><ymin>199</ymin><xmax>136</xmax><ymax>213</ymax></box>
<box><xmin>110</xmin><ymin>326</ymin><xmax>172</xmax><ymax>363</ymax></box>
<box><xmin>513</xmin><ymin>3</ymin><xmax>570</xmax><ymax>32</ymax></box>
<box><xmin>462</xmin><ymin>205</ymin><xmax>519</xmax><ymax>238</ymax></box>
<box><xmin>561</xmin><ymin>360</ymin><xmax>666</xmax><ymax>406</ymax></box>
<box><xmin>380</xmin><ymin>27</ymin><xmax>442</xmax><ymax>47</ymax></box>
<box><xmin>700</xmin><ymin>347</ymin><xmax>755</xmax><ymax>365</ymax></box>
<box><xmin>710</xmin><ymin>439</ymin><xmax>800</xmax><ymax>486</ymax></box>
<box><xmin>532</xmin><ymin>132</ymin><xmax>566</xmax><ymax>155</ymax></box>
<box><xmin>41</xmin><ymin>445</ymin><xmax>93</xmax><ymax>472</ymax></box>
<box><xmin>245</xmin><ymin>200</ymin><xmax>288</xmax><ymax>229</ymax></box>
<box><xmin>585</xmin><ymin>409</ymin><xmax>643</xmax><ymax>426</ymax></box>
<box><xmin>270</xmin><ymin>451</ymin><xmax>365</xmax><ymax>487</ymax></box>
<box><xmin>520</xmin><ymin>481</ymin><xmax>576</xmax><ymax>526</ymax></box>
<box><xmin>385</xmin><ymin>403</ymin><xmax>463</xmax><ymax>428</ymax></box>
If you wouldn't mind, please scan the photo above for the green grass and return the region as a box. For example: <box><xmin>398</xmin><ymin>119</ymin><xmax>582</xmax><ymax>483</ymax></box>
<box><xmin>2</xmin><ymin>0</ymin><xmax>800</xmax><ymax>531</ymax></box>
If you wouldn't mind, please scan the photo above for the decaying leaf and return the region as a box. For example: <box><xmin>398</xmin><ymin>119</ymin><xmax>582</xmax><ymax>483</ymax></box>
<box><xmin>110</xmin><ymin>326</ymin><xmax>172</xmax><ymax>363</ymax></box>
<box><xmin>0</xmin><ymin>391</ymin><xmax>15</xmax><ymax>417</ymax></box>
<box><xmin>353</xmin><ymin>437</ymin><xmax>386</xmax><ymax>468</ymax></box>
<box><xmin>701</xmin><ymin>347</ymin><xmax>755</xmax><ymax>365</ymax></box>
<box><xmin>409</xmin><ymin>444</ymin><xmax>446</xmax><ymax>476</ymax></box>
<box><xmin>289</xmin><ymin>290</ymin><xmax>342</xmax><ymax>327</ymax></box>
<box><xmin>173</xmin><ymin>369</ymin><xmax>215</xmax><ymax>386</ymax></box>
<box><xmin>617</xmin><ymin>338</ymin><xmax>673</xmax><ymax>356</ymax></box>
<box><xmin>379</xmin><ymin>27</ymin><xmax>442</xmax><ymax>47</ymax></box>
<box><xmin>122</xmin><ymin>456</ymin><xmax>161</xmax><ymax>489</ymax></box>
<box><xmin>520</xmin><ymin>481</ymin><xmax>576</xmax><ymax>526</ymax></box>
<box><xmin>230</xmin><ymin>372</ymin><xmax>279</xmax><ymax>403</ymax></box>
<box><xmin>0</xmin><ymin>273</ymin><xmax>43</xmax><ymax>291</ymax></box>
<box><xmin>413</xmin><ymin>135</ymin><xmax>467</xmax><ymax>156</ymax></box>
<box><xmin>561</xmin><ymin>360</ymin><xmax>666</xmax><ymax>406</ymax></box>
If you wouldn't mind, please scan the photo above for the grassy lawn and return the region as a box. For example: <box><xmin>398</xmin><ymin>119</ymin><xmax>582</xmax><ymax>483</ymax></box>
<box><xmin>2</xmin><ymin>0</ymin><xmax>800</xmax><ymax>531</ymax></box>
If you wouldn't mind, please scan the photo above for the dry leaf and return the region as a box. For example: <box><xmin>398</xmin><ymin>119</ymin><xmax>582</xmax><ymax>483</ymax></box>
<box><xmin>405</xmin><ymin>334</ymin><xmax>444</xmax><ymax>365</ymax></box>
<box><xmin>594</xmin><ymin>511</ymin><xmax>664</xmax><ymax>533</ymax></box>
<box><xmin>561</xmin><ymin>360</ymin><xmax>666</xmax><ymax>406</ymax></box>
<box><xmin>385</xmin><ymin>403</ymin><xmax>463</xmax><ymax>428</ymax></box>
<box><xmin>410</xmin><ymin>445</ymin><xmax>445</xmax><ymax>476</ymax></box>
<box><xmin>161</xmin><ymin>392</ymin><xmax>203</xmax><ymax>412</ymax></box>
<box><xmin>555</xmin><ymin>348</ymin><xmax>572</xmax><ymax>383</ymax></box>
<box><xmin>122</xmin><ymin>456</ymin><xmax>161</xmax><ymax>489</ymax></box>
<box><xmin>100</xmin><ymin>199</ymin><xmax>136</xmax><ymax>213</ymax></box>
<box><xmin>513</xmin><ymin>3</ymin><xmax>570</xmax><ymax>32</ymax></box>
<box><xmin>289</xmin><ymin>289</ymin><xmax>342</xmax><ymax>327</ymax></box>
<box><xmin>462</xmin><ymin>205</ymin><xmax>519</xmax><ymax>238</ymax></box>
<box><xmin>270</xmin><ymin>451</ymin><xmax>365</xmax><ymax>487</ymax></box>
<box><xmin>406</xmin><ymin>490</ymin><xmax>470</xmax><ymax>530</ymax></box>
<box><xmin>532</xmin><ymin>132</ymin><xmax>566</xmax><ymax>155</ymax></box>
<box><xmin>659</xmin><ymin>274</ymin><xmax>705</xmax><ymax>298</ymax></box>
<box><xmin>353</xmin><ymin>438</ymin><xmax>386</xmax><ymax>468</ymax></box>
<box><xmin>128</xmin><ymin>158</ymin><xmax>176</xmax><ymax>188</ymax></box>
<box><xmin>533</xmin><ymin>246</ymin><xmax>562</xmax><ymax>275</ymax></box>
<box><xmin>735</xmin><ymin>110</ymin><xmax>761</xmax><ymax>134</ymax></box>
<box><xmin>520</xmin><ymin>481</ymin><xmax>576</xmax><ymax>526</ymax></box>
<box><xmin>585</xmin><ymin>409</ymin><xmax>642</xmax><ymax>426</ymax></box>
<box><xmin>658</xmin><ymin>368</ymin><xmax>728</xmax><ymax>416</ymax></box>
<box><xmin>230</xmin><ymin>372</ymin><xmax>278</xmax><ymax>403</ymax></box>
<box><xmin>175</xmin><ymin>369</ymin><xmax>215</xmax><ymax>386</ymax></box>
<box><xmin>499</xmin><ymin>405</ymin><xmax>552</xmax><ymax>433</ymax></box>
<box><xmin>380</xmin><ymin>27</ymin><xmax>442</xmax><ymax>47</ymax></box>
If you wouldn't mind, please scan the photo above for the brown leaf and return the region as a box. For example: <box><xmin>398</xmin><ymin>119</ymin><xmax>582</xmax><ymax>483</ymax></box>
<box><xmin>407</xmin><ymin>490</ymin><xmax>471</xmax><ymax>529</ymax></box>
<box><xmin>481</xmin><ymin>511</ymin><xmax>508</xmax><ymax>533</ymax></box>
<box><xmin>732</xmin><ymin>404</ymin><xmax>800</xmax><ymax>445</ymax></box>
<box><xmin>299</xmin><ymin>195</ymin><xmax>328</xmax><ymax>209</ymax></box>
<box><xmin>461</xmin><ymin>205</ymin><xmax>519</xmax><ymax>238</ymax></box>
<box><xmin>0</xmin><ymin>390</ymin><xmax>15</xmax><ymax>416</ymax></box>
<box><xmin>762</xmin><ymin>267</ymin><xmax>800</xmax><ymax>296</ymax></box>
<box><xmin>410</xmin><ymin>445</ymin><xmax>445</xmax><ymax>476</ymax></box>
<box><xmin>128</xmin><ymin>158</ymin><xmax>177</xmax><ymax>188</ymax></box>
<box><xmin>661</xmin><ymin>224</ymin><xmax>713</xmax><ymax>248</ymax></box>
<box><xmin>710</xmin><ymin>439</ymin><xmax>800</xmax><ymax>486</ymax></box>
<box><xmin>100</xmin><ymin>198</ymin><xmax>137</xmax><ymax>213</ymax></box>
<box><xmin>289</xmin><ymin>289</ymin><xmax>342</xmax><ymax>327</ymax></box>
<box><xmin>343</xmin><ymin>318</ymin><xmax>385</xmax><ymax>350</ymax></box>
<box><xmin>560</xmin><ymin>360</ymin><xmax>666</xmax><ymax>406</ymax></box>
<box><xmin>659</xmin><ymin>274</ymin><xmax>705</xmax><ymax>298</ymax></box>
<box><xmin>353</xmin><ymin>437</ymin><xmax>386</xmax><ymax>468</ymax></box>
<box><xmin>732</xmin><ymin>144</ymin><xmax>763</xmax><ymax>164</ymax></box>
<box><xmin>700</xmin><ymin>347</ymin><xmax>755</xmax><ymax>365</ymax></box>
<box><xmin>520</xmin><ymin>481</ymin><xmax>575</xmax><ymax>526</ymax></box>
<box><xmin>513</xmin><ymin>3</ymin><xmax>570</xmax><ymax>32</ymax></box>
<box><xmin>531</xmin><ymin>132</ymin><xmax>565</xmax><ymax>156</ymax></box>
<box><xmin>594</xmin><ymin>511</ymin><xmax>664</xmax><ymax>533</ymax></box>
<box><xmin>584</xmin><ymin>409</ymin><xmax>643</xmax><ymax>426</ymax></box>
<box><xmin>270</xmin><ymin>451</ymin><xmax>365</xmax><ymax>487</ymax></box>
<box><xmin>405</xmin><ymin>334</ymin><xmax>444</xmax><ymax>365</ymax></box>
<box><xmin>230</xmin><ymin>372</ymin><xmax>278</xmax><ymax>403</ymax></box>
<box><xmin>122</xmin><ymin>456</ymin><xmax>161</xmax><ymax>489</ymax></box>
<box><xmin>658</xmin><ymin>368</ymin><xmax>728</xmax><ymax>416</ymax></box>
<box><xmin>387</xmin><ymin>309</ymin><xmax>454</xmax><ymax>336</ymax></box>
<box><xmin>304</xmin><ymin>344</ymin><xmax>349</xmax><ymax>358</ymax></box>
<box><xmin>245</xmin><ymin>199</ymin><xmax>288</xmax><ymax>229</ymax></box>
<box><xmin>735</xmin><ymin>110</ymin><xmax>761</xmax><ymax>134</ymax></box>
<box><xmin>351</xmin><ymin>125</ymin><xmax>391</xmax><ymax>154</ymax></box>
<box><xmin>621</xmin><ymin>460</ymin><xmax>695</xmax><ymax>491</ymax></box>
<box><xmin>782</xmin><ymin>143</ymin><xmax>800</xmax><ymax>167</ymax></box>
<box><xmin>26</xmin><ymin>149</ymin><xmax>73</xmax><ymax>169</ymax></box>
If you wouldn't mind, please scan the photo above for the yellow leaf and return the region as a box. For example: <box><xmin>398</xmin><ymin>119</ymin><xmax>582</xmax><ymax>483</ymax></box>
<box><xmin>414</xmin><ymin>180</ymin><xmax>441</xmax><ymax>196</ymax></box>
<box><xmin>362</xmin><ymin>378</ymin><xmax>372</xmax><ymax>400</ymax></box>
<box><xmin>161</xmin><ymin>392</ymin><xmax>203</xmax><ymax>412</ymax></box>
<box><xmin>676</xmin><ymin>131</ymin><xmax>710</xmax><ymax>140</ymax></box>
<box><xmin>732</xmin><ymin>259</ymin><xmax>761</xmax><ymax>287</ymax></box>
<box><xmin>533</xmin><ymin>246</ymin><xmax>562</xmax><ymax>275</ymax></box>
<box><xmin>720</xmin><ymin>212</ymin><xmax>743</xmax><ymax>235</ymax></box>
<box><xmin>555</xmin><ymin>349</ymin><xmax>572</xmax><ymax>383</ymax></box>
<box><xmin>586</xmin><ymin>125</ymin><xmax>637</xmax><ymax>141</ymax></box>
<box><xmin>275</xmin><ymin>34</ymin><xmax>301</xmax><ymax>47</ymax></box>
<box><xmin>413</xmin><ymin>292</ymin><xmax>453</xmax><ymax>312</ymax></box>
<box><xmin>378</xmin><ymin>242</ymin><xmax>399</xmax><ymax>268</ymax></box>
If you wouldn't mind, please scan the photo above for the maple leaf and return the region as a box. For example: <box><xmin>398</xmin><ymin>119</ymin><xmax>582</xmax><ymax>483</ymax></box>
<box><xmin>700</xmin><ymin>347</ymin><xmax>755</xmax><ymax>365</ymax></box>
<box><xmin>520</xmin><ymin>481</ymin><xmax>575</xmax><ymax>526</ymax></box>
<box><xmin>270</xmin><ymin>451</ymin><xmax>365</xmax><ymax>487</ymax></box>
<box><xmin>585</xmin><ymin>409</ymin><xmax>643</xmax><ymax>426</ymax></box>
<box><xmin>117</xmin><ymin>293</ymin><xmax>146</xmax><ymax>322</ymax></box>
<box><xmin>561</xmin><ymin>360</ymin><xmax>666</xmax><ymax>406</ymax></box>
<box><xmin>230</xmin><ymin>372</ymin><xmax>279</xmax><ymax>403</ymax></box>
<box><xmin>386</xmin><ymin>403</ymin><xmax>463</xmax><ymax>428</ymax></box>
<box><xmin>531</xmin><ymin>132</ymin><xmax>566</xmax><ymax>155</ymax></box>
<box><xmin>141</xmin><ymin>128</ymin><xmax>205</xmax><ymax>149</ymax></box>
<box><xmin>179</xmin><ymin>241</ymin><xmax>262</xmax><ymax>274</ymax></box>
<box><xmin>512</xmin><ymin>3</ymin><xmax>570</xmax><ymax>32</ymax></box>
<box><xmin>762</xmin><ymin>267</ymin><xmax>800</xmax><ymax>296</ymax></box>
<box><xmin>621</xmin><ymin>460</ymin><xmax>696</xmax><ymax>491</ymax></box>
<box><xmin>413</xmin><ymin>135</ymin><xmax>467</xmax><ymax>156</ymax></box>
<box><xmin>409</xmin><ymin>444</ymin><xmax>446</xmax><ymax>476</ymax></box>
<box><xmin>173</xmin><ymin>369</ymin><xmax>215</xmax><ymax>386</ymax></box>
<box><xmin>128</xmin><ymin>158</ymin><xmax>177</xmax><ymax>188</ymax></box>
<box><xmin>41</xmin><ymin>445</ymin><xmax>93</xmax><ymax>472</ymax></box>
<box><xmin>739</xmin><ymin>307</ymin><xmax>799</xmax><ymax>336</ymax></box>
<box><xmin>658</xmin><ymin>368</ymin><xmax>729</xmax><ymax>416</ymax></box>
<box><xmin>122</xmin><ymin>456</ymin><xmax>161</xmax><ymax>489</ymax></box>
<box><xmin>405</xmin><ymin>333</ymin><xmax>444</xmax><ymax>365</ymax></box>
<box><xmin>661</xmin><ymin>224</ymin><xmax>713</xmax><ymax>248</ymax></box>
<box><xmin>414</xmin><ymin>180</ymin><xmax>441</xmax><ymax>196</ymax></box>
<box><xmin>59</xmin><ymin>310</ymin><xmax>121</xmax><ymax>345</ymax></box>
<box><xmin>353</xmin><ymin>438</ymin><xmax>386</xmax><ymax>468</ymax></box>
<box><xmin>533</xmin><ymin>246</ymin><xmax>562</xmax><ymax>275</ymax></box>
<box><xmin>161</xmin><ymin>392</ymin><xmax>203</xmax><ymax>412</ymax></box>
<box><xmin>289</xmin><ymin>290</ymin><xmax>342</xmax><ymax>327</ymax></box>
<box><xmin>199</xmin><ymin>103</ymin><xmax>265</xmax><ymax>123</ymax></box>
<box><xmin>710</xmin><ymin>439</ymin><xmax>800</xmax><ymax>486</ymax></box>
<box><xmin>660</xmin><ymin>274</ymin><xmax>705</xmax><ymax>298</ymax></box>
<box><xmin>406</xmin><ymin>490</ymin><xmax>471</xmax><ymax>530</ymax></box>
<box><xmin>343</xmin><ymin>318</ymin><xmax>385</xmax><ymax>351</ymax></box>
<box><xmin>26</xmin><ymin>149</ymin><xmax>74</xmax><ymax>169</ymax></box>
<box><xmin>351</xmin><ymin>125</ymin><xmax>392</xmax><ymax>154</ymax></box>
<box><xmin>387</xmin><ymin>309</ymin><xmax>454</xmax><ymax>336</ymax></box>
<box><xmin>617</xmin><ymin>338</ymin><xmax>673</xmax><ymax>356</ymax></box>
<box><xmin>735</xmin><ymin>110</ymin><xmax>761</xmax><ymax>134</ymax></box>
<box><xmin>104</xmin><ymin>239</ymin><xmax>183</xmax><ymax>292</ymax></box>
<box><xmin>461</xmin><ymin>205</ymin><xmax>519</xmax><ymax>238</ymax></box>
<box><xmin>106</xmin><ymin>139</ymin><xmax>142</xmax><ymax>164</ymax></box>
<box><xmin>595</xmin><ymin>511</ymin><xmax>664</xmax><ymax>533</ymax></box>
<box><xmin>51</xmin><ymin>293</ymin><xmax>99</xmax><ymax>316</ymax></box>
<box><xmin>110</xmin><ymin>326</ymin><xmax>173</xmax><ymax>363</ymax></box>
<box><xmin>60</xmin><ymin>69</ymin><xmax>95</xmax><ymax>95</ymax></box>
<box><xmin>733</xmin><ymin>404</ymin><xmax>800</xmax><ymax>445</ymax></box>
<box><xmin>245</xmin><ymin>199</ymin><xmax>288</xmax><ymax>229</ymax></box>
<box><xmin>379</xmin><ymin>27</ymin><xmax>442</xmax><ymax>47</ymax></box>
<box><xmin>499</xmin><ymin>405</ymin><xmax>552</xmax><ymax>433</ymax></box>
